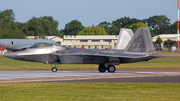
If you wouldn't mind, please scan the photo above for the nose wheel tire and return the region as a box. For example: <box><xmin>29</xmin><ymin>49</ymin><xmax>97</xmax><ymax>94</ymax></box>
<box><xmin>98</xmin><ymin>65</ymin><xmax>106</xmax><ymax>73</ymax></box>
<box><xmin>52</xmin><ymin>67</ymin><xmax>57</xmax><ymax>72</ymax></box>
<box><xmin>107</xmin><ymin>65</ymin><xmax>116</xmax><ymax>73</ymax></box>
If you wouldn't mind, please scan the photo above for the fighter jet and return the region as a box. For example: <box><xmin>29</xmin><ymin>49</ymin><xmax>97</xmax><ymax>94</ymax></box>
<box><xmin>5</xmin><ymin>27</ymin><xmax>173</xmax><ymax>73</ymax></box>
<box><xmin>0</xmin><ymin>38</ymin><xmax>57</xmax><ymax>51</ymax></box>
<box><xmin>115</xmin><ymin>28</ymin><xmax>134</xmax><ymax>50</ymax></box>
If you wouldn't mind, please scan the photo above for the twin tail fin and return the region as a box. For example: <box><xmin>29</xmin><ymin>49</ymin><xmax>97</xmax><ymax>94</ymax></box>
<box><xmin>123</xmin><ymin>27</ymin><xmax>155</xmax><ymax>54</ymax></box>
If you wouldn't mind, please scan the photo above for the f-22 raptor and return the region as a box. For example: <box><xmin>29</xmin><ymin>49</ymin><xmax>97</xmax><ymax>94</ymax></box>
<box><xmin>5</xmin><ymin>27</ymin><xmax>173</xmax><ymax>73</ymax></box>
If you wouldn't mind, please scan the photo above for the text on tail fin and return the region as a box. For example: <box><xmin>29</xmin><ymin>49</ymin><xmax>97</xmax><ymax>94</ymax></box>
<box><xmin>124</xmin><ymin>27</ymin><xmax>155</xmax><ymax>54</ymax></box>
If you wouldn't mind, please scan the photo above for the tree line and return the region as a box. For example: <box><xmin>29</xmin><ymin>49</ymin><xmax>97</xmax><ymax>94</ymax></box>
<box><xmin>0</xmin><ymin>9</ymin><xmax>179</xmax><ymax>39</ymax></box>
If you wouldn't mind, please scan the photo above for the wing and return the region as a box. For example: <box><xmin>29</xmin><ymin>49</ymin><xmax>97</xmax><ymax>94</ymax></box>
<box><xmin>50</xmin><ymin>52</ymin><xmax>150</xmax><ymax>59</ymax></box>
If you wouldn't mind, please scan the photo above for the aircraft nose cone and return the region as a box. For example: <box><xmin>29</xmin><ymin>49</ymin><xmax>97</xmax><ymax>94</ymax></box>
<box><xmin>5</xmin><ymin>53</ymin><xmax>17</xmax><ymax>59</ymax></box>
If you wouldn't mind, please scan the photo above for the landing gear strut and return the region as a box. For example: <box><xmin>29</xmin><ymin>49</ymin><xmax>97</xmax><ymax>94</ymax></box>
<box><xmin>52</xmin><ymin>64</ymin><xmax>58</xmax><ymax>72</ymax></box>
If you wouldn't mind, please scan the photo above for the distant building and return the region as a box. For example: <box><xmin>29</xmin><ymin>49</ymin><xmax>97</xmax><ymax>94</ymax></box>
<box><xmin>27</xmin><ymin>34</ymin><xmax>180</xmax><ymax>49</ymax></box>
<box><xmin>152</xmin><ymin>34</ymin><xmax>180</xmax><ymax>42</ymax></box>
<box><xmin>152</xmin><ymin>34</ymin><xmax>180</xmax><ymax>47</ymax></box>
<box><xmin>62</xmin><ymin>35</ymin><xmax>119</xmax><ymax>49</ymax></box>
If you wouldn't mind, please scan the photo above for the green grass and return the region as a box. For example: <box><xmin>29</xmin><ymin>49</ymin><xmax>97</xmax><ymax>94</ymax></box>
<box><xmin>0</xmin><ymin>82</ymin><xmax>179</xmax><ymax>101</ymax></box>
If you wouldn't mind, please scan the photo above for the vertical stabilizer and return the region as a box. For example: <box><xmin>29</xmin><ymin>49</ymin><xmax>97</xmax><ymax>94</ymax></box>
<box><xmin>115</xmin><ymin>28</ymin><xmax>134</xmax><ymax>50</ymax></box>
<box><xmin>123</xmin><ymin>27</ymin><xmax>155</xmax><ymax>54</ymax></box>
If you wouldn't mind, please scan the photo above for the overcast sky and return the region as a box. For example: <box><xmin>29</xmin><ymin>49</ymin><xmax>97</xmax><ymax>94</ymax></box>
<box><xmin>0</xmin><ymin>0</ymin><xmax>177</xmax><ymax>30</ymax></box>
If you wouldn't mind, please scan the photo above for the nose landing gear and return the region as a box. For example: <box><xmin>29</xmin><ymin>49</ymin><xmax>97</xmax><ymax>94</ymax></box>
<box><xmin>52</xmin><ymin>64</ymin><xmax>58</xmax><ymax>72</ymax></box>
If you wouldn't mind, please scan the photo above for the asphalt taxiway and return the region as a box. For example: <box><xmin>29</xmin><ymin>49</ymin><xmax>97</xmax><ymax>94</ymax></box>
<box><xmin>0</xmin><ymin>69</ymin><xmax>180</xmax><ymax>83</ymax></box>
<box><xmin>57</xmin><ymin>75</ymin><xmax>180</xmax><ymax>83</ymax></box>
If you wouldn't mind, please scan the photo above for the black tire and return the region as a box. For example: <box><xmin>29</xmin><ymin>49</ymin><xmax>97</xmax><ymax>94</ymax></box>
<box><xmin>52</xmin><ymin>67</ymin><xmax>57</xmax><ymax>72</ymax></box>
<box><xmin>107</xmin><ymin>65</ymin><xmax>116</xmax><ymax>73</ymax></box>
<box><xmin>98</xmin><ymin>65</ymin><xmax>106</xmax><ymax>73</ymax></box>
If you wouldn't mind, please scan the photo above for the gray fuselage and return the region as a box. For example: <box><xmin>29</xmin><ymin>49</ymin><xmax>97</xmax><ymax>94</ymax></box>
<box><xmin>5</xmin><ymin>44</ymin><xmax>157</xmax><ymax>65</ymax></box>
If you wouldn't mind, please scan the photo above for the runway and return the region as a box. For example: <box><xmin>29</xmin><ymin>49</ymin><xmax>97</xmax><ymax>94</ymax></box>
<box><xmin>57</xmin><ymin>76</ymin><xmax>180</xmax><ymax>83</ymax></box>
<box><xmin>0</xmin><ymin>69</ymin><xmax>180</xmax><ymax>83</ymax></box>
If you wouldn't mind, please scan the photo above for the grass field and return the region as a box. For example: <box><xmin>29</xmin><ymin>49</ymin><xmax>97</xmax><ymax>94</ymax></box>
<box><xmin>0</xmin><ymin>82</ymin><xmax>179</xmax><ymax>101</ymax></box>
<box><xmin>1</xmin><ymin>52</ymin><xmax>180</xmax><ymax>70</ymax></box>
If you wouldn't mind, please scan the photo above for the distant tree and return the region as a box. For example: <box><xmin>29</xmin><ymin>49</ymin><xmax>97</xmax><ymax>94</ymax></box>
<box><xmin>156</xmin><ymin>36</ymin><xmax>162</xmax><ymax>45</ymax></box>
<box><xmin>129</xmin><ymin>22</ymin><xmax>148</xmax><ymax>33</ymax></box>
<box><xmin>0</xmin><ymin>9</ymin><xmax>25</xmax><ymax>38</ymax></box>
<box><xmin>164</xmin><ymin>39</ymin><xmax>173</xmax><ymax>48</ymax></box>
<box><xmin>78</xmin><ymin>26</ymin><xmax>108</xmax><ymax>35</ymax></box>
<box><xmin>58</xmin><ymin>29</ymin><xmax>64</xmax><ymax>38</ymax></box>
<box><xmin>98</xmin><ymin>17</ymin><xmax>141</xmax><ymax>35</ymax></box>
<box><xmin>98</xmin><ymin>21</ymin><xmax>110</xmax><ymax>29</ymax></box>
<box><xmin>158</xmin><ymin>25</ymin><xmax>171</xmax><ymax>34</ymax></box>
<box><xmin>150</xmin><ymin>29</ymin><xmax>156</xmax><ymax>37</ymax></box>
<box><xmin>16</xmin><ymin>22</ymin><xmax>25</xmax><ymax>29</ymax></box>
<box><xmin>107</xmin><ymin>25</ymin><xmax>120</xmax><ymax>35</ymax></box>
<box><xmin>146</xmin><ymin>15</ymin><xmax>170</xmax><ymax>28</ymax></box>
<box><xmin>64</xmin><ymin>20</ymin><xmax>84</xmax><ymax>35</ymax></box>
<box><xmin>22</xmin><ymin>16</ymin><xmax>59</xmax><ymax>37</ymax></box>
<box><xmin>0</xmin><ymin>9</ymin><xmax>15</xmax><ymax>22</ymax></box>
<box><xmin>141</xmin><ymin>19</ymin><xmax>148</xmax><ymax>25</ymax></box>
<box><xmin>0</xmin><ymin>22</ymin><xmax>25</xmax><ymax>39</ymax></box>
<box><xmin>155</xmin><ymin>36</ymin><xmax>163</xmax><ymax>50</ymax></box>
<box><xmin>170</xmin><ymin>21</ymin><xmax>180</xmax><ymax>34</ymax></box>
<box><xmin>142</xmin><ymin>15</ymin><xmax>171</xmax><ymax>35</ymax></box>
<box><xmin>112</xmin><ymin>17</ymin><xmax>141</xmax><ymax>28</ymax></box>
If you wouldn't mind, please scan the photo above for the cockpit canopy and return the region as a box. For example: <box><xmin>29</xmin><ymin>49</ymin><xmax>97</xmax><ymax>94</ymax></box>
<box><xmin>29</xmin><ymin>42</ymin><xmax>53</xmax><ymax>49</ymax></box>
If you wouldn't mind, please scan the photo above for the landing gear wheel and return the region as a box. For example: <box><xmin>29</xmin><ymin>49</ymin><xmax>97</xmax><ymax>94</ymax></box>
<box><xmin>98</xmin><ymin>65</ymin><xmax>106</xmax><ymax>73</ymax></box>
<box><xmin>107</xmin><ymin>65</ymin><xmax>116</xmax><ymax>73</ymax></box>
<box><xmin>52</xmin><ymin>67</ymin><xmax>57</xmax><ymax>72</ymax></box>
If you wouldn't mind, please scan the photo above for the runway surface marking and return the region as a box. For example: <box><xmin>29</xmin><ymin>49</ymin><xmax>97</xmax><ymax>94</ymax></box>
<box><xmin>0</xmin><ymin>71</ymin><xmax>180</xmax><ymax>83</ymax></box>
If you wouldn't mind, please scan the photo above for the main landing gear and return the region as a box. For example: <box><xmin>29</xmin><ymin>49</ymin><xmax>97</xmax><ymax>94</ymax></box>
<box><xmin>107</xmin><ymin>65</ymin><xmax>116</xmax><ymax>73</ymax></box>
<box><xmin>52</xmin><ymin>64</ymin><xmax>58</xmax><ymax>72</ymax></box>
<box><xmin>98</xmin><ymin>64</ymin><xmax>106</xmax><ymax>73</ymax></box>
<box><xmin>98</xmin><ymin>64</ymin><xmax>116</xmax><ymax>73</ymax></box>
